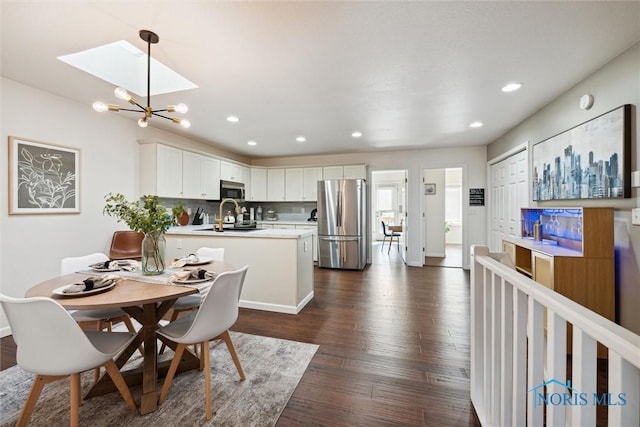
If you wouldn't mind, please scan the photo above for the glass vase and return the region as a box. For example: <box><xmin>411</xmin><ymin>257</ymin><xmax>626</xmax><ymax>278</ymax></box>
<box><xmin>142</xmin><ymin>232</ymin><xmax>166</xmax><ymax>275</ymax></box>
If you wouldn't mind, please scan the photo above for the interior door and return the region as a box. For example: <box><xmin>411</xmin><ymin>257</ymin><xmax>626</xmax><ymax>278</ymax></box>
<box><xmin>400</xmin><ymin>171</ymin><xmax>408</xmax><ymax>263</ymax></box>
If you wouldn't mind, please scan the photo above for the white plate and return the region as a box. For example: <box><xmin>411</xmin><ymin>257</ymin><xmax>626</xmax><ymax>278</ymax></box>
<box><xmin>52</xmin><ymin>282</ymin><xmax>116</xmax><ymax>297</ymax></box>
<box><xmin>184</xmin><ymin>257</ymin><xmax>213</xmax><ymax>266</ymax></box>
<box><xmin>171</xmin><ymin>277</ymin><xmax>212</xmax><ymax>284</ymax></box>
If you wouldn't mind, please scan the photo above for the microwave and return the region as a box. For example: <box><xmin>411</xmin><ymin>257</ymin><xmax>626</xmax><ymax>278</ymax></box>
<box><xmin>220</xmin><ymin>180</ymin><xmax>245</xmax><ymax>201</ymax></box>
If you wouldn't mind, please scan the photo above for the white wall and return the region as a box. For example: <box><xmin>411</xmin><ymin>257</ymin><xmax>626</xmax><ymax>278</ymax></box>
<box><xmin>487</xmin><ymin>42</ymin><xmax>640</xmax><ymax>334</ymax></box>
<box><xmin>424</xmin><ymin>169</ymin><xmax>446</xmax><ymax>256</ymax></box>
<box><xmin>252</xmin><ymin>145</ymin><xmax>488</xmax><ymax>268</ymax></box>
<box><xmin>0</xmin><ymin>78</ymin><xmax>243</xmax><ymax>336</ymax></box>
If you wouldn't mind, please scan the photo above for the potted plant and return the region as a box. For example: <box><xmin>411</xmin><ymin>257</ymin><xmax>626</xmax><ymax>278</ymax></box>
<box><xmin>103</xmin><ymin>193</ymin><xmax>182</xmax><ymax>275</ymax></box>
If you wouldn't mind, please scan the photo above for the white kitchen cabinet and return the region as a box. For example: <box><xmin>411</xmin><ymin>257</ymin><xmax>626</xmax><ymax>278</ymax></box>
<box><xmin>139</xmin><ymin>143</ymin><xmax>183</xmax><ymax>198</ymax></box>
<box><xmin>267</xmin><ymin>168</ymin><xmax>286</xmax><ymax>201</ymax></box>
<box><xmin>322</xmin><ymin>166</ymin><xmax>344</xmax><ymax>180</ymax></box>
<box><xmin>286</xmin><ymin>167</ymin><xmax>322</xmax><ymax>201</ymax></box>
<box><xmin>273</xmin><ymin>224</ymin><xmax>294</xmax><ymax>229</ymax></box>
<box><xmin>343</xmin><ymin>164</ymin><xmax>367</xmax><ymax>179</ymax></box>
<box><xmin>221</xmin><ymin>161</ymin><xmax>246</xmax><ymax>183</ymax></box>
<box><xmin>296</xmin><ymin>224</ymin><xmax>318</xmax><ymax>261</ymax></box>
<box><xmin>250</xmin><ymin>168</ymin><xmax>267</xmax><ymax>201</ymax></box>
<box><xmin>182</xmin><ymin>151</ymin><xmax>221</xmax><ymax>200</ymax></box>
<box><xmin>322</xmin><ymin>164</ymin><xmax>367</xmax><ymax>180</ymax></box>
<box><xmin>285</xmin><ymin>168</ymin><xmax>304</xmax><ymax>201</ymax></box>
<box><xmin>303</xmin><ymin>167</ymin><xmax>323</xmax><ymax>200</ymax></box>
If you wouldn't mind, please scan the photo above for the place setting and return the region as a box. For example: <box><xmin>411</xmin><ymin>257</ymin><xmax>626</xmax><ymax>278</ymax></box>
<box><xmin>170</xmin><ymin>253</ymin><xmax>213</xmax><ymax>268</ymax></box>
<box><xmin>168</xmin><ymin>268</ymin><xmax>216</xmax><ymax>286</ymax></box>
<box><xmin>52</xmin><ymin>275</ymin><xmax>121</xmax><ymax>297</ymax></box>
<box><xmin>89</xmin><ymin>259</ymin><xmax>139</xmax><ymax>272</ymax></box>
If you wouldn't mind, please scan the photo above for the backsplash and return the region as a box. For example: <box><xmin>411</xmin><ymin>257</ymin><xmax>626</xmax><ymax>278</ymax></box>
<box><xmin>159</xmin><ymin>198</ymin><xmax>317</xmax><ymax>223</ymax></box>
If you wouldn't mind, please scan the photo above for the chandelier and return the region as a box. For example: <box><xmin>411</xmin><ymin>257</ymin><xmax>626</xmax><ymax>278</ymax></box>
<box><xmin>92</xmin><ymin>30</ymin><xmax>190</xmax><ymax>129</ymax></box>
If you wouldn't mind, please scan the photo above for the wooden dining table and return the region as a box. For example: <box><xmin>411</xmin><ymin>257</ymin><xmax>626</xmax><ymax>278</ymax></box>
<box><xmin>25</xmin><ymin>261</ymin><xmax>234</xmax><ymax>415</ymax></box>
<box><xmin>388</xmin><ymin>224</ymin><xmax>403</xmax><ymax>233</ymax></box>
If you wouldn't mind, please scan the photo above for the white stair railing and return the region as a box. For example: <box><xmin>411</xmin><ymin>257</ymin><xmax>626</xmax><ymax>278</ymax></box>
<box><xmin>470</xmin><ymin>245</ymin><xmax>640</xmax><ymax>427</ymax></box>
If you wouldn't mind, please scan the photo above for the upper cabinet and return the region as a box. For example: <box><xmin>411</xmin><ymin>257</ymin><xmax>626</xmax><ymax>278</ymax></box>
<box><xmin>267</xmin><ymin>168</ymin><xmax>286</xmax><ymax>201</ymax></box>
<box><xmin>140</xmin><ymin>143</ymin><xmax>183</xmax><ymax>198</ymax></box>
<box><xmin>249</xmin><ymin>168</ymin><xmax>267</xmax><ymax>201</ymax></box>
<box><xmin>182</xmin><ymin>151</ymin><xmax>220</xmax><ymax>200</ymax></box>
<box><xmin>140</xmin><ymin>143</ymin><xmax>220</xmax><ymax>200</ymax></box>
<box><xmin>303</xmin><ymin>167</ymin><xmax>323</xmax><ymax>200</ymax></box>
<box><xmin>322</xmin><ymin>164</ymin><xmax>367</xmax><ymax>180</ymax></box>
<box><xmin>221</xmin><ymin>161</ymin><xmax>248</xmax><ymax>183</ymax></box>
<box><xmin>140</xmin><ymin>142</ymin><xmax>366</xmax><ymax>202</ymax></box>
<box><xmin>285</xmin><ymin>167</ymin><xmax>322</xmax><ymax>201</ymax></box>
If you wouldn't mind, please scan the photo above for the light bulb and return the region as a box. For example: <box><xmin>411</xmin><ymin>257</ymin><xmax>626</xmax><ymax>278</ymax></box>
<box><xmin>175</xmin><ymin>103</ymin><xmax>188</xmax><ymax>114</ymax></box>
<box><xmin>114</xmin><ymin>87</ymin><xmax>131</xmax><ymax>101</ymax></box>
<box><xmin>180</xmin><ymin>119</ymin><xmax>191</xmax><ymax>129</ymax></box>
<box><xmin>138</xmin><ymin>117</ymin><xmax>148</xmax><ymax>128</ymax></box>
<box><xmin>93</xmin><ymin>101</ymin><xmax>108</xmax><ymax>112</ymax></box>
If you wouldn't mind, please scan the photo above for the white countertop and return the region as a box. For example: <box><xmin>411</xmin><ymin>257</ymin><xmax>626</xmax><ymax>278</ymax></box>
<box><xmin>257</xmin><ymin>220</ymin><xmax>317</xmax><ymax>226</ymax></box>
<box><xmin>167</xmin><ymin>225</ymin><xmax>313</xmax><ymax>239</ymax></box>
<box><xmin>503</xmin><ymin>236</ymin><xmax>583</xmax><ymax>257</ymax></box>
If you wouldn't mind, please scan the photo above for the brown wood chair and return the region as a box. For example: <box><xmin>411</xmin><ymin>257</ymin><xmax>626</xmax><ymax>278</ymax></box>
<box><xmin>109</xmin><ymin>231</ymin><xmax>144</xmax><ymax>260</ymax></box>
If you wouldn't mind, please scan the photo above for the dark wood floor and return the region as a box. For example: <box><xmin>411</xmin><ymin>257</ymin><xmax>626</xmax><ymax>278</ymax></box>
<box><xmin>1</xmin><ymin>244</ymin><xmax>481</xmax><ymax>426</ymax></box>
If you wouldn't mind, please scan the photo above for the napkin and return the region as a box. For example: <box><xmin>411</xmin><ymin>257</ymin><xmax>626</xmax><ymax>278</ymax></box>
<box><xmin>90</xmin><ymin>259</ymin><xmax>139</xmax><ymax>272</ymax></box>
<box><xmin>62</xmin><ymin>274</ymin><xmax>120</xmax><ymax>293</ymax></box>
<box><xmin>170</xmin><ymin>268</ymin><xmax>215</xmax><ymax>282</ymax></box>
<box><xmin>171</xmin><ymin>253</ymin><xmax>200</xmax><ymax>268</ymax></box>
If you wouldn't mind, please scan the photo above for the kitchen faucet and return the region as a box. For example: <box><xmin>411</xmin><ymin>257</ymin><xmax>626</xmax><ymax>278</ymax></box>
<box><xmin>215</xmin><ymin>198</ymin><xmax>240</xmax><ymax>232</ymax></box>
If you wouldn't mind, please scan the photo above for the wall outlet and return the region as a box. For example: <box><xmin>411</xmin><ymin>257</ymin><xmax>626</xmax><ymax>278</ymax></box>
<box><xmin>632</xmin><ymin>171</ymin><xmax>640</xmax><ymax>188</ymax></box>
<box><xmin>301</xmin><ymin>207</ymin><xmax>305</xmax><ymax>214</ymax></box>
<box><xmin>632</xmin><ymin>208</ymin><xmax>640</xmax><ymax>226</ymax></box>
<box><xmin>176</xmin><ymin>239</ymin><xmax>183</xmax><ymax>249</ymax></box>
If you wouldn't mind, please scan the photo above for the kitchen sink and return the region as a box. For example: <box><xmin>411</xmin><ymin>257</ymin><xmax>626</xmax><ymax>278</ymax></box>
<box><xmin>193</xmin><ymin>227</ymin><xmax>259</xmax><ymax>232</ymax></box>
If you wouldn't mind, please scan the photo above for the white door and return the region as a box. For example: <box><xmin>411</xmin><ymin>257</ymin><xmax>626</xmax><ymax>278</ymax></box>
<box><xmin>489</xmin><ymin>149</ymin><xmax>528</xmax><ymax>251</ymax></box>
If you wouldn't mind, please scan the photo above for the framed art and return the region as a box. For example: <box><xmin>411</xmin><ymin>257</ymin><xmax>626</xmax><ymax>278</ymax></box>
<box><xmin>9</xmin><ymin>136</ymin><xmax>80</xmax><ymax>214</ymax></box>
<box><xmin>532</xmin><ymin>104</ymin><xmax>631</xmax><ymax>201</ymax></box>
<box><xmin>425</xmin><ymin>183</ymin><xmax>436</xmax><ymax>195</ymax></box>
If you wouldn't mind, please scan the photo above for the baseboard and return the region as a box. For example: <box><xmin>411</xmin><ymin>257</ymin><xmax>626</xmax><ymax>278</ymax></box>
<box><xmin>425</xmin><ymin>252</ymin><xmax>446</xmax><ymax>257</ymax></box>
<box><xmin>239</xmin><ymin>291</ymin><xmax>314</xmax><ymax>315</ymax></box>
<box><xmin>0</xmin><ymin>326</ymin><xmax>11</xmax><ymax>338</ymax></box>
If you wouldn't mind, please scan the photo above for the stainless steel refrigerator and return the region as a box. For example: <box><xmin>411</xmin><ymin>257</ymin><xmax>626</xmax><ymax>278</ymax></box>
<box><xmin>317</xmin><ymin>179</ymin><xmax>368</xmax><ymax>270</ymax></box>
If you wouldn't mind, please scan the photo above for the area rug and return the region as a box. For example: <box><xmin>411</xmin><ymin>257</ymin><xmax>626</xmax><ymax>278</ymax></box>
<box><xmin>0</xmin><ymin>332</ymin><xmax>318</xmax><ymax>426</ymax></box>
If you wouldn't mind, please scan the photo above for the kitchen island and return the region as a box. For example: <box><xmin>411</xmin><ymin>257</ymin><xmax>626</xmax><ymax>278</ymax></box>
<box><xmin>165</xmin><ymin>225</ymin><xmax>314</xmax><ymax>314</ymax></box>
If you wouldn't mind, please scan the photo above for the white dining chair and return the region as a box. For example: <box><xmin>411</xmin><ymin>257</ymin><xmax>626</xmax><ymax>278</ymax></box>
<box><xmin>159</xmin><ymin>247</ymin><xmax>225</xmax><ymax>355</ymax></box>
<box><xmin>0</xmin><ymin>293</ymin><xmax>137</xmax><ymax>426</ymax></box>
<box><xmin>61</xmin><ymin>253</ymin><xmax>140</xmax><ymax>380</ymax></box>
<box><xmin>61</xmin><ymin>253</ymin><xmax>137</xmax><ymax>335</ymax></box>
<box><xmin>157</xmin><ymin>265</ymin><xmax>249</xmax><ymax>420</ymax></box>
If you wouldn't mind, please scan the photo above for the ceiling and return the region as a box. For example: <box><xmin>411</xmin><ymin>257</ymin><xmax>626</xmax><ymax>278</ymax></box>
<box><xmin>2</xmin><ymin>2</ymin><xmax>639</xmax><ymax>159</ymax></box>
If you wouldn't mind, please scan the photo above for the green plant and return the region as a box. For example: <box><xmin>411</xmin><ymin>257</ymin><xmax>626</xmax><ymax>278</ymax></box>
<box><xmin>103</xmin><ymin>193</ymin><xmax>181</xmax><ymax>234</ymax></box>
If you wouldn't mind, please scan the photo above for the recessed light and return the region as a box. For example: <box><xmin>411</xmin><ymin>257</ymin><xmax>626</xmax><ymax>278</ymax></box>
<box><xmin>501</xmin><ymin>82</ymin><xmax>522</xmax><ymax>92</ymax></box>
<box><xmin>247</xmin><ymin>141</ymin><xmax>257</xmax><ymax>146</ymax></box>
<box><xmin>469</xmin><ymin>121</ymin><xmax>483</xmax><ymax>128</ymax></box>
<box><xmin>226</xmin><ymin>116</ymin><xmax>239</xmax><ymax>123</ymax></box>
<box><xmin>296</xmin><ymin>136</ymin><xmax>306</xmax><ymax>143</ymax></box>
<box><xmin>351</xmin><ymin>131</ymin><xmax>363</xmax><ymax>138</ymax></box>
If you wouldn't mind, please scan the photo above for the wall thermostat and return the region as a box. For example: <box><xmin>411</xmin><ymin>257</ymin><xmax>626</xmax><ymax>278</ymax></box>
<box><xmin>580</xmin><ymin>94</ymin><xmax>594</xmax><ymax>110</ymax></box>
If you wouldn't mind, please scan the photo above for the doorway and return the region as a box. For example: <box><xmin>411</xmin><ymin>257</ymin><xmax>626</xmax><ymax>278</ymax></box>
<box><xmin>423</xmin><ymin>168</ymin><xmax>463</xmax><ymax>268</ymax></box>
<box><xmin>371</xmin><ymin>170</ymin><xmax>407</xmax><ymax>263</ymax></box>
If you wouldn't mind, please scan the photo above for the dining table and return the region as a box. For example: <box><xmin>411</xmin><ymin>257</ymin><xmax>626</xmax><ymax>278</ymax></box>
<box><xmin>25</xmin><ymin>260</ymin><xmax>235</xmax><ymax>415</ymax></box>
<box><xmin>388</xmin><ymin>224</ymin><xmax>403</xmax><ymax>233</ymax></box>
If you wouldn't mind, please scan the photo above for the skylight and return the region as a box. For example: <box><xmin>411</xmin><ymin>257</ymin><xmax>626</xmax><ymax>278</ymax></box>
<box><xmin>58</xmin><ymin>40</ymin><xmax>197</xmax><ymax>97</ymax></box>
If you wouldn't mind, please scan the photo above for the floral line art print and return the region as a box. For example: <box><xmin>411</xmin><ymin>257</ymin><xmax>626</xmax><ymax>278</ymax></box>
<box><xmin>9</xmin><ymin>136</ymin><xmax>80</xmax><ymax>214</ymax></box>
